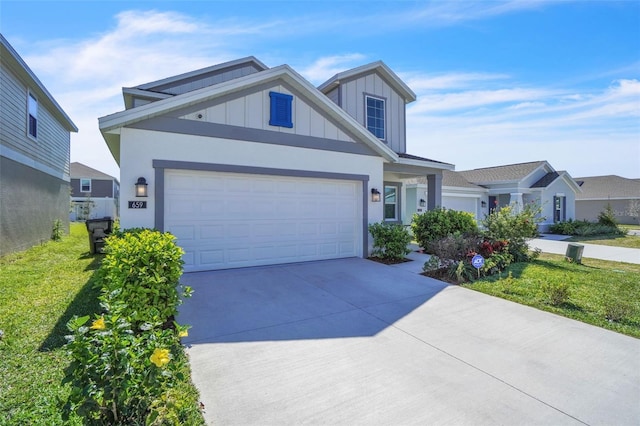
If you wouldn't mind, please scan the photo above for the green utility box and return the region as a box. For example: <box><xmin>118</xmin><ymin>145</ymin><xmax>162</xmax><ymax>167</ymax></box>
<box><xmin>565</xmin><ymin>243</ymin><xmax>584</xmax><ymax>264</ymax></box>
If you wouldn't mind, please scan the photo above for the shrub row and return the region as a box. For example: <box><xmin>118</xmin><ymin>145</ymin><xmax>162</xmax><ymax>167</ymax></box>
<box><xmin>549</xmin><ymin>219</ymin><xmax>626</xmax><ymax>237</ymax></box>
<box><xmin>63</xmin><ymin>229</ymin><xmax>203</xmax><ymax>425</ymax></box>
<box><xmin>419</xmin><ymin>202</ymin><xmax>544</xmax><ymax>283</ymax></box>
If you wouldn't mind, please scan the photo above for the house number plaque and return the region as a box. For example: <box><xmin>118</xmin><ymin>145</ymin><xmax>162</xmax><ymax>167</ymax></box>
<box><xmin>128</xmin><ymin>201</ymin><xmax>147</xmax><ymax>209</ymax></box>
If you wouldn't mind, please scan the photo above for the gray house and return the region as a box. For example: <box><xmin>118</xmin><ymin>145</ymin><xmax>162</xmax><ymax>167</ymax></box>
<box><xmin>406</xmin><ymin>161</ymin><xmax>581</xmax><ymax>231</ymax></box>
<box><xmin>70</xmin><ymin>162</ymin><xmax>120</xmax><ymax>221</ymax></box>
<box><xmin>99</xmin><ymin>57</ymin><xmax>453</xmax><ymax>272</ymax></box>
<box><xmin>575</xmin><ymin>175</ymin><xmax>640</xmax><ymax>225</ymax></box>
<box><xmin>0</xmin><ymin>34</ymin><xmax>78</xmax><ymax>255</ymax></box>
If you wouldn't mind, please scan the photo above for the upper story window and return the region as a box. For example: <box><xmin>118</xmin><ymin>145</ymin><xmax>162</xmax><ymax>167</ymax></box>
<box><xmin>366</xmin><ymin>95</ymin><xmax>385</xmax><ymax>140</ymax></box>
<box><xmin>80</xmin><ymin>178</ymin><xmax>91</xmax><ymax>193</ymax></box>
<box><xmin>269</xmin><ymin>91</ymin><xmax>293</xmax><ymax>128</ymax></box>
<box><xmin>28</xmin><ymin>92</ymin><xmax>38</xmax><ymax>139</ymax></box>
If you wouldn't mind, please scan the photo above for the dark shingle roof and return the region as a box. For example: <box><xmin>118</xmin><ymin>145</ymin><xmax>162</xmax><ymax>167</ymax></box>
<box><xmin>410</xmin><ymin>170</ymin><xmax>486</xmax><ymax>190</ymax></box>
<box><xmin>574</xmin><ymin>175</ymin><xmax>640</xmax><ymax>199</ymax></box>
<box><xmin>398</xmin><ymin>152</ymin><xmax>453</xmax><ymax>166</ymax></box>
<box><xmin>458</xmin><ymin>161</ymin><xmax>546</xmax><ymax>184</ymax></box>
<box><xmin>70</xmin><ymin>162</ymin><xmax>117</xmax><ymax>181</ymax></box>
<box><xmin>530</xmin><ymin>171</ymin><xmax>560</xmax><ymax>188</ymax></box>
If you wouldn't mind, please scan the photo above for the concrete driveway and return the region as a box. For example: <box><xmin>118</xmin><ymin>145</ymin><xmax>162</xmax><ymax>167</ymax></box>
<box><xmin>178</xmin><ymin>258</ymin><xmax>640</xmax><ymax>426</ymax></box>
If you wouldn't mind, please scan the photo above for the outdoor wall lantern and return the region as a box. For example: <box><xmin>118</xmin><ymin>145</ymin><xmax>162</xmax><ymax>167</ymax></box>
<box><xmin>481</xmin><ymin>201</ymin><xmax>487</xmax><ymax>208</ymax></box>
<box><xmin>371</xmin><ymin>188</ymin><xmax>381</xmax><ymax>202</ymax></box>
<box><xmin>135</xmin><ymin>177</ymin><xmax>148</xmax><ymax>197</ymax></box>
<box><xmin>419</xmin><ymin>198</ymin><xmax>427</xmax><ymax>207</ymax></box>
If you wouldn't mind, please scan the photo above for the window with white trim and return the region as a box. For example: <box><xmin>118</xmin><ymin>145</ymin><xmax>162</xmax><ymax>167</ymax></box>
<box><xmin>366</xmin><ymin>95</ymin><xmax>385</xmax><ymax>140</ymax></box>
<box><xmin>28</xmin><ymin>92</ymin><xmax>38</xmax><ymax>139</ymax></box>
<box><xmin>384</xmin><ymin>185</ymin><xmax>398</xmax><ymax>221</ymax></box>
<box><xmin>80</xmin><ymin>178</ymin><xmax>91</xmax><ymax>193</ymax></box>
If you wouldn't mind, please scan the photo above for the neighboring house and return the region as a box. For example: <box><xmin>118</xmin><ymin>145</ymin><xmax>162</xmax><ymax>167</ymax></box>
<box><xmin>0</xmin><ymin>34</ymin><xmax>78</xmax><ymax>256</ymax></box>
<box><xmin>69</xmin><ymin>162</ymin><xmax>120</xmax><ymax>221</ymax></box>
<box><xmin>574</xmin><ymin>175</ymin><xmax>640</xmax><ymax>225</ymax></box>
<box><xmin>406</xmin><ymin>161</ymin><xmax>581</xmax><ymax>231</ymax></box>
<box><xmin>99</xmin><ymin>57</ymin><xmax>453</xmax><ymax>272</ymax></box>
<box><xmin>405</xmin><ymin>170</ymin><xmax>489</xmax><ymax>222</ymax></box>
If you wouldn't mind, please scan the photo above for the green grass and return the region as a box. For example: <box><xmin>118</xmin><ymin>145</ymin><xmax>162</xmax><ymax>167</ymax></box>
<box><xmin>463</xmin><ymin>253</ymin><xmax>640</xmax><ymax>338</ymax></box>
<box><xmin>0</xmin><ymin>224</ymin><xmax>204</xmax><ymax>425</ymax></box>
<box><xmin>619</xmin><ymin>224</ymin><xmax>640</xmax><ymax>232</ymax></box>
<box><xmin>565</xmin><ymin>233</ymin><xmax>640</xmax><ymax>249</ymax></box>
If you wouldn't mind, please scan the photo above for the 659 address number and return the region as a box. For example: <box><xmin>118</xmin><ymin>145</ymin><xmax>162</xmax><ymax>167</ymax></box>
<box><xmin>128</xmin><ymin>201</ymin><xmax>147</xmax><ymax>209</ymax></box>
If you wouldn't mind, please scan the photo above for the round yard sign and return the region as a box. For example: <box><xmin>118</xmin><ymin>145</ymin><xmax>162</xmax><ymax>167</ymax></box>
<box><xmin>471</xmin><ymin>254</ymin><xmax>485</xmax><ymax>269</ymax></box>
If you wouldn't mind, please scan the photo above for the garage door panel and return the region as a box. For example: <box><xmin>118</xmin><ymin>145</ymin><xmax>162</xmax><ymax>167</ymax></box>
<box><xmin>165</xmin><ymin>170</ymin><xmax>362</xmax><ymax>271</ymax></box>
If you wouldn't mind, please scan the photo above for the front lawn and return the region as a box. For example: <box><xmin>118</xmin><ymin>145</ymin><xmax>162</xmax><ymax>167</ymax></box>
<box><xmin>565</xmin><ymin>233</ymin><xmax>640</xmax><ymax>249</ymax></box>
<box><xmin>0</xmin><ymin>223</ymin><xmax>204</xmax><ymax>424</ymax></box>
<box><xmin>463</xmin><ymin>253</ymin><xmax>640</xmax><ymax>338</ymax></box>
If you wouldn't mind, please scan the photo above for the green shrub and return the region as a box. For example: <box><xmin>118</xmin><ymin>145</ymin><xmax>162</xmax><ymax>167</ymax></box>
<box><xmin>63</xmin><ymin>228</ymin><xmax>203</xmax><ymax>425</ymax></box>
<box><xmin>481</xmin><ymin>202</ymin><xmax>543</xmax><ymax>262</ymax></box>
<box><xmin>51</xmin><ymin>219</ymin><xmax>64</xmax><ymax>241</ymax></box>
<box><xmin>427</xmin><ymin>233</ymin><xmax>481</xmax><ymax>266</ymax></box>
<box><xmin>368</xmin><ymin>222</ymin><xmax>412</xmax><ymax>261</ymax></box>
<box><xmin>598</xmin><ymin>204</ymin><xmax>618</xmax><ymax>227</ymax></box>
<box><xmin>542</xmin><ymin>282</ymin><xmax>570</xmax><ymax>306</ymax></box>
<box><xmin>550</xmin><ymin>219</ymin><xmax>625</xmax><ymax>237</ymax></box>
<box><xmin>448</xmin><ymin>260</ymin><xmax>477</xmax><ymax>283</ymax></box>
<box><xmin>422</xmin><ymin>255</ymin><xmax>441</xmax><ymax>272</ymax></box>
<box><xmin>63</xmin><ymin>313</ymin><xmax>195</xmax><ymax>424</ymax></box>
<box><xmin>603</xmin><ymin>299</ymin><xmax>633</xmax><ymax>322</ymax></box>
<box><xmin>99</xmin><ymin>229</ymin><xmax>190</xmax><ymax>329</ymax></box>
<box><xmin>411</xmin><ymin>207</ymin><xmax>477</xmax><ymax>250</ymax></box>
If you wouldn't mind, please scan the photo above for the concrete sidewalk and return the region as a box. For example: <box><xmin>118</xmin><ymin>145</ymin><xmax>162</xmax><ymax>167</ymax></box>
<box><xmin>530</xmin><ymin>236</ymin><xmax>640</xmax><ymax>264</ymax></box>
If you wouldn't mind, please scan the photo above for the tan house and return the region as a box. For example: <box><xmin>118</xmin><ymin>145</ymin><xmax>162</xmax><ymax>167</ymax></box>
<box><xmin>575</xmin><ymin>175</ymin><xmax>640</xmax><ymax>225</ymax></box>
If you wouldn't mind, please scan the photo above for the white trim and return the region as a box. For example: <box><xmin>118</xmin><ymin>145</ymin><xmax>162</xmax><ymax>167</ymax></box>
<box><xmin>365</xmin><ymin>94</ymin><xmax>386</xmax><ymax>141</ymax></box>
<box><xmin>100</xmin><ymin>65</ymin><xmax>399</xmax><ymax>165</ymax></box>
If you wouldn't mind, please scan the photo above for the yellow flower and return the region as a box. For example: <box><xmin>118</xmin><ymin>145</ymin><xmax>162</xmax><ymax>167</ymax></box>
<box><xmin>90</xmin><ymin>317</ymin><xmax>106</xmax><ymax>330</ymax></box>
<box><xmin>178</xmin><ymin>330</ymin><xmax>188</xmax><ymax>338</ymax></box>
<box><xmin>150</xmin><ymin>348</ymin><xmax>170</xmax><ymax>368</ymax></box>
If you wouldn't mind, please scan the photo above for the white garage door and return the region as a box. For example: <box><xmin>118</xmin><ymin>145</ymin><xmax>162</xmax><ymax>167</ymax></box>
<box><xmin>443</xmin><ymin>196</ymin><xmax>478</xmax><ymax>218</ymax></box>
<box><xmin>164</xmin><ymin>169</ymin><xmax>362</xmax><ymax>272</ymax></box>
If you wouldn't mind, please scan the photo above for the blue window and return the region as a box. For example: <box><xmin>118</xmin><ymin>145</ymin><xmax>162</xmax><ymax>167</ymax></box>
<box><xmin>366</xmin><ymin>96</ymin><xmax>385</xmax><ymax>140</ymax></box>
<box><xmin>269</xmin><ymin>91</ymin><xmax>293</xmax><ymax>128</ymax></box>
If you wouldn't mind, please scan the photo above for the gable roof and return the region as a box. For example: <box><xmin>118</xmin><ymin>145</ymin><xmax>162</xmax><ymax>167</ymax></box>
<box><xmin>574</xmin><ymin>175</ymin><xmax>640</xmax><ymax>200</ymax></box>
<box><xmin>318</xmin><ymin>61</ymin><xmax>416</xmax><ymax>103</ymax></box>
<box><xmin>100</xmin><ymin>64</ymin><xmax>400</xmax><ymax>164</ymax></box>
<box><xmin>530</xmin><ymin>171</ymin><xmax>560</xmax><ymax>188</ymax></box>
<box><xmin>407</xmin><ymin>170</ymin><xmax>485</xmax><ymax>189</ymax></box>
<box><xmin>458</xmin><ymin>161</ymin><xmax>548</xmax><ymax>184</ymax></box>
<box><xmin>122</xmin><ymin>57</ymin><xmax>268</xmax><ymax>109</ymax></box>
<box><xmin>0</xmin><ymin>34</ymin><xmax>77</xmax><ymax>132</ymax></box>
<box><xmin>70</xmin><ymin>162</ymin><xmax>117</xmax><ymax>181</ymax></box>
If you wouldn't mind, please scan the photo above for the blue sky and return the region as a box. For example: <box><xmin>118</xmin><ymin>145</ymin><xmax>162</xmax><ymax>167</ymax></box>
<box><xmin>3</xmin><ymin>0</ymin><xmax>639</xmax><ymax>179</ymax></box>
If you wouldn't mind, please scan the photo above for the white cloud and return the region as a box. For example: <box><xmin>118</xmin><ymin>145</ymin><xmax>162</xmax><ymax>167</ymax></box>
<box><xmin>298</xmin><ymin>54</ymin><xmax>368</xmax><ymax>84</ymax></box>
<box><xmin>405</xmin><ymin>75</ymin><xmax>640</xmax><ymax>177</ymax></box>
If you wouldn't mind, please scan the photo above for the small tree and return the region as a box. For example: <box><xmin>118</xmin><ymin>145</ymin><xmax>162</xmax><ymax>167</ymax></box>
<box><xmin>482</xmin><ymin>201</ymin><xmax>543</xmax><ymax>262</ymax></box>
<box><xmin>597</xmin><ymin>203</ymin><xmax>618</xmax><ymax>227</ymax></box>
<box><xmin>78</xmin><ymin>194</ymin><xmax>96</xmax><ymax>221</ymax></box>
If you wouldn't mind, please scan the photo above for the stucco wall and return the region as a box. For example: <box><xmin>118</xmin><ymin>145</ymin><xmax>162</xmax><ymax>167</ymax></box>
<box><xmin>576</xmin><ymin>199</ymin><xmax>638</xmax><ymax>225</ymax></box>
<box><xmin>0</xmin><ymin>156</ymin><xmax>70</xmax><ymax>255</ymax></box>
<box><xmin>118</xmin><ymin>127</ymin><xmax>385</xmax><ymax>230</ymax></box>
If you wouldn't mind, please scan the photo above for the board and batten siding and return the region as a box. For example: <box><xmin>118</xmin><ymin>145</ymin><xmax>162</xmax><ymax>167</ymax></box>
<box><xmin>337</xmin><ymin>71</ymin><xmax>406</xmax><ymax>154</ymax></box>
<box><xmin>1</xmin><ymin>62</ymin><xmax>71</xmax><ymax>177</ymax></box>
<box><xmin>178</xmin><ymin>83</ymin><xmax>357</xmax><ymax>143</ymax></box>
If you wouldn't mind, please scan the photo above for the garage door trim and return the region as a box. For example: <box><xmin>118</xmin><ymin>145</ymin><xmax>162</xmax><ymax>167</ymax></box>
<box><xmin>153</xmin><ymin>159</ymin><xmax>369</xmax><ymax>259</ymax></box>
